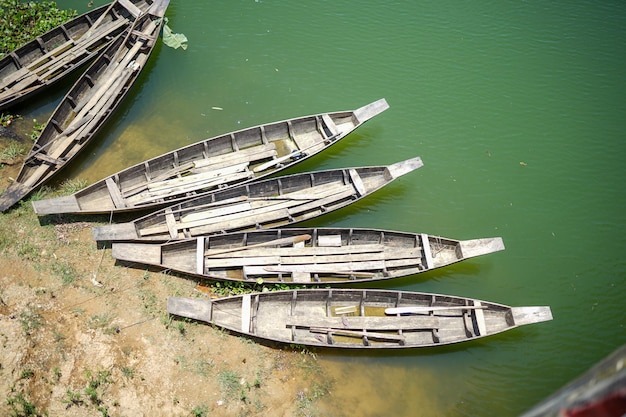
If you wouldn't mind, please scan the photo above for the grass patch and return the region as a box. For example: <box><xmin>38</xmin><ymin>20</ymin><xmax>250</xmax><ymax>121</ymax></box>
<box><xmin>6</xmin><ymin>392</ymin><xmax>42</xmax><ymax>417</ymax></box>
<box><xmin>217</xmin><ymin>370</ymin><xmax>241</xmax><ymax>401</ymax></box>
<box><xmin>88</xmin><ymin>313</ymin><xmax>116</xmax><ymax>335</ymax></box>
<box><xmin>19</xmin><ymin>308</ymin><xmax>43</xmax><ymax>335</ymax></box>
<box><xmin>0</xmin><ymin>142</ymin><xmax>26</xmax><ymax>161</ymax></box>
<box><xmin>50</xmin><ymin>259</ymin><xmax>79</xmax><ymax>285</ymax></box>
<box><xmin>59</xmin><ymin>178</ymin><xmax>88</xmax><ymax>195</ymax></box>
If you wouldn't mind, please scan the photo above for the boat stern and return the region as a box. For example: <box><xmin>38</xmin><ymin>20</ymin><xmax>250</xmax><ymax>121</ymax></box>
<box><xmin>167</xmin><ymin>297</ymin><xmax>212</xmax><ymax>322</ymax></box>
<box><xmin>0</xmin><ymin>182</ymin><xmax>31</xmax><ymax>212</ymax></box>
<box><xmin>32</xmin><ymin>195</ymin><xmax>82</xmax><ymax>215</ymax></box>
<box><xmin>112</xmin><ymin>243</ymin><xmax>162</xmax><ymax>264</ymax></box>
<box><xmin>92</xmin><ymin>223</ymin><xmax>139</xmax><ymax>242</ymax></box>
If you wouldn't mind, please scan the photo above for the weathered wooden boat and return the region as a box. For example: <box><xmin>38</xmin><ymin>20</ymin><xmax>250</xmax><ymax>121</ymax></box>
<box><xmin>0</xmin><ymin>0</ymin><xmax>153</xmax><ymax>111</ymax></box>
<box><xmin>0</xmin><ymin>0</ymin><xmax>170</xmax><ymax>212</ymax></box>
<box><xmin>31</xmin><ymin>98</ymin><xmax>389</xmax><ymax>215</ymax></box>
<box><xmin>167</xmin><ymin>289</ymin><xmax>553</xmax><ymax>349</ymax></box>
<box><xmin>92</xmin><ymin>156</ymin><xmax>423</xmax><ymax>242</ymax></box>
<box><xmin>111</xmin><ymin>227</ymin><xmax>505</xmax><ymax>284</ymax></box>
<box><xmin>520</xmin><ymin>343</ymin><xmax>626</xmax><ymax>417</ymax></box>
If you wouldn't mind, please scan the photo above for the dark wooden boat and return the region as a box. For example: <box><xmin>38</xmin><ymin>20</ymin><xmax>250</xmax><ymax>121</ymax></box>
<box><xmin>92</xmin><ymin>156</ymin><xmax>423</xmax><ymax>242</ymax></box>
<box><xmin>167</xmin><ymin>289</ymin><xmax>553</xmax><ymax>349</ymax></box>
<box><xmin>111</xmin><ymin>227</ymin><xmax>505</xmax><ymax>284</ymax></box>
<box><xmin>0</xmin><ymin>0</ymin><xmax>153</xmax><ymax>111</ymax></box>
<box><xmin>0</xmin><ymin>0</ymin><xmax>170</xmax><ymax>212</ymax></box>
<box><xmin>31</xmin><ymin>98</ymin><xmax>389</xmax><ymax>215</ymax></box>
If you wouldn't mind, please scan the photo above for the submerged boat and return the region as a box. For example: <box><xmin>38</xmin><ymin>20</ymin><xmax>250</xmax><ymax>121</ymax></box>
<box><xmin>31</xmin><ymin>98</ymin><xmax>389</xmax><ymax>215</ymax></box>
<box><xmin>0</xmin><ymin>0</ymin><xmax>170</xmax><ymax>212</ymax></box>
<box><xmin>167</xmin><ymin>288</ymin><xmax>553</xmax><ymax>349</ymax></box>
<box><xmin>111</xmin><ymin>227</ymin><xmax>505</xmax><ymax>284</ymax></box>
<box><xmin>0</xmin><ymin>0</ymin><xmax>153</xmax><ymax>111</ymax></box>
<box><xmin>92</xmin><ymin>156</ymin><xmax>423</xmax><ymax>242</ymax></box>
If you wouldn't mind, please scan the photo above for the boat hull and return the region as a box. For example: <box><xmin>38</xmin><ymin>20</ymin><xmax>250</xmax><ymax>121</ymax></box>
<box><xmin>31</xmin><ymin>99</ymin><xmax>389</xmax><ymax>215</ymax></box>
<box><xmin>111</xmin><ymin>227</ymin><xmax>504</xmax><ymax>284</ymax></box>
<box><xmin>0</xmin><ymin>0</ymin><xmax>170</xmax><ymax>212</ymax></box>
<box><xmin>92</xmin><ymin>156</ymin><xmax>424</xmax><ymax>242</ymax></box>
<box><xmin>167</xmin><ymin>289</ymin><xmax>552</xmax><ymax>349</ymax></box>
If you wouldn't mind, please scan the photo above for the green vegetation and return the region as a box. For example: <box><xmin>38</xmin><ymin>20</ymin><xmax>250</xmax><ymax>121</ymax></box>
<box><xmin>6</xmin><ymin>392</ymin><xmax>42</xmax><ymax>417</ymax></box>
<box><xmin>0</xmin><ymin>0</ymin><xmax>76</xmax><ymax>57</ymax></box>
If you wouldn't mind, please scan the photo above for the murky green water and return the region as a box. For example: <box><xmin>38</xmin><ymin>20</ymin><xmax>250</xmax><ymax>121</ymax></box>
<box><xmin>19</xmin><ymin>0</ymin><xmax>626</xmax><ymax>415</ymax></box>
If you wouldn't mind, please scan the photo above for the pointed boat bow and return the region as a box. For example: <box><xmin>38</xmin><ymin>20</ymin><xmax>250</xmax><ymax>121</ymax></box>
<box><xmin>458</xmin><ymin>237</ymin><xmax>505</xmax><ymax>259</ymax></box>
<box><xmin>510</xmin><ymin>306</ymin><xmax>553</xmax><ymax>326</ymax></box>
<box><xmin>386</xmin><ymin>156</ymin><xmax>424</xmax><ymax>179</ymax></box>
<box><xmin>353</xmin><ymin>98</ymin><xmax>390</xmax><ymax>123</ymax></box>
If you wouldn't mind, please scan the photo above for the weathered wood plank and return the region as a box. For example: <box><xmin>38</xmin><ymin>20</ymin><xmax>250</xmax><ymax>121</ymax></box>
<box><xmin>318</xmin><ymin>235</ymin><xmax>342</xmax><ymax>247</ymax></box>
<box><xmin>204</xmin><ymin>243</ymin><xmax>385</xmax><ymax>257</ymax></box>
<box><xmin>286</xmin><ymin>315</ymin><xmax>439</xmax><ymax>330</ymax></box>
<box><xmin>473</xmin><ymin>301</ymin><xmax>487</xmax><ymax>336</ymax></box>
<box><xmin>241</xmin><ymin>294</ymin><xmax>251</xmax><ymax>333</ymax></box>
<box><xmin>321</xmin><ymin>113</ymin><xmax>338</xmax><ymax>136</ymax></box>
<box><xmin>105</xmin><ymin>177</ymin><xmax>126</xmax><ymax>209</ymax></box>
<box><xmin>348</xmin><ymin>168</ymin><xmax>366</xmax><ymax>196</ymax></box>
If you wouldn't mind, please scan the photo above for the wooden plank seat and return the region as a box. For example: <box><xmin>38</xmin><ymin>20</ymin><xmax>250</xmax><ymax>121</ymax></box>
<box><xmin>285</xmin><ymin>315</ymin><xmax>439</xmax><ymax>331</ymax></box>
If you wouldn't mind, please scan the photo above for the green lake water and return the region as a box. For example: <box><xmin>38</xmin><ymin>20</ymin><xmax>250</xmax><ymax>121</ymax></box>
<box><xmin>18</xmin><ymin>0</ymin><xmax>626</xmax><ymax>415</ymax></box>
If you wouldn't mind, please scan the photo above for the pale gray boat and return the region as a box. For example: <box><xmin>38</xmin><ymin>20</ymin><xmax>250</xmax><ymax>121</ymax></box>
<box><xmin>167</xmin><ymin>288</ymin><xmax>553</xmax><ymax>349</ymax></box>
<box><xmin>32</xmin><ymin>99</ymin><xmax>389</xmax><ymax>215</ymax></box>
<box><xmin>112</xmin><ymin>227</ymin><xmax>505</xmax><ymax>284</ymax></box>
<box><xmin>93</xmin><ymin>156</ymin><xmax>423</xmax><ymax>242</ymax></box>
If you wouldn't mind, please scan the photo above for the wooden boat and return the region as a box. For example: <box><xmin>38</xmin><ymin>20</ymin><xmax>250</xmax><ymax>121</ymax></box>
<box><xmin>31</xmin><ymin>98</ymin><xmax>389</xmax><ymax>215</ymax></box>
<box><xmin>92</xmin><ymin>156</ymin><xmax>424</xmax><ymax>242</ymax></box>
<box><xmin>519</xmin><ymin>343</ymin><xmax>626</xmax><ymax>417</ymax></box>
<box><xmin>0</xmin><ymin>0</ymin><xmax>154</xmax><ymax>111</ymax></box>
<box><xmin>0</xmin><ymin>0</ymin><xmax>170</xmax><ymax>212</ymax></box>
<box><xmin>167</xmin><ymin>288</ymin><xmax>553</xmax><ymax>349</ymax></box>
<box><xmin>111</xmin><ymin>227</ymin><xmax>505</xmax><ymax>284</ymax></box>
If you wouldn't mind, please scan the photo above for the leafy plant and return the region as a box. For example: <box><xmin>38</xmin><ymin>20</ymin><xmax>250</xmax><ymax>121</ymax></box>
<box><xmin>6</xmin><ymin>392</ymin><xmax>41</xmax><ymax>417</ymax></box>
<box><xmin>0</xmin><ymin>1</ymin><xmax>76</xmax><ymax>57</ymax></box>
<box><xmin>29</xmin><ymin>119</ymin><xmax>44</xmax><ymax>141</ymax></box>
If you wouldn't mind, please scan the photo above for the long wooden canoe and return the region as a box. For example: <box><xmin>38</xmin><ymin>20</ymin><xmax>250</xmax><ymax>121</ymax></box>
<box><xmin>0</xmin><ymin>0</ymin><xmax>153</xmax><ymax>111</ymax></box>
<box><xmin>31</xmin><ymin>98</ymin><xmax>389</xmax><ymax>215</ymax></box>
<box><xmin>0</xmin><ymin>0</ymin><xmax>170</xmax><ymax>212</ymax></box>
<box><xmin>92</xmin><ymin>156</ymin><xmax>424</xmax><ymax>242</ymax></box>
<box><xmin>111</xmin><ymin>228</ymin><xmax>505</xmax><ymax>284</ymax></box>
<box><xmin>167</xmin><ymin>289</ymin><xmax>552</xmax><ymax>349</ymax></box>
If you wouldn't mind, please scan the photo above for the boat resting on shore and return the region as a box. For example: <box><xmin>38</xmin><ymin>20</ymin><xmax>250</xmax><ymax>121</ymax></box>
<box><xmin>0</xmin><ymin>0</ymin><xmax>170</xmax><ymax>212</ymax></box>
<box><xmin>31</xmin><ymin>98</ymin><xmax>389</xmax><ymax>215</ymax></box>
<box><xmin>92</xmin><ymin>156</ymin><xmax>423</xmax><ymax>242</ymax></box>
<box><xmin>167</xmin><ymin>288</ymin><xmax>553</xmax><ymax>349</ymax></box>
<box><xmin>0</xmin><ymin>0</ymin><xmax>153</xmax><ymax>111</ymax></box>
<box><xmin>112</xmin><ymin>227</ymin><xmax>505</xmax><ymax>284</ymax></box>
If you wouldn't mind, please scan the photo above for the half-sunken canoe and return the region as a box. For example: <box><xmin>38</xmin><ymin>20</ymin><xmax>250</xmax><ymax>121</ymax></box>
<box><xmin>0</xmin><ymin>0</ymin><xmax>152</xmax><ymax>111</ymax></box>
<box><xmin>167</xmin><ymin>289</ymin><xmax>552</xmax><ymax>349</ymax></box>
<box><xmin>93</xmin><ymin>156</ymin><xmax>424</xmax><ymax>242</ymax></box>
<box><xmin>112</xmin><ymin>228</ymin><xmax>505</xmax><ymax>284</ymax></box>
<box><xmin>32</xmin><ymin>98</ymin><xmax>389</xmax><ymax>215</ymax></box>
<box><xmin>0</xmin><ymin>0</ymin><xmax>170</xmax><ymax>212</ymax></box>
